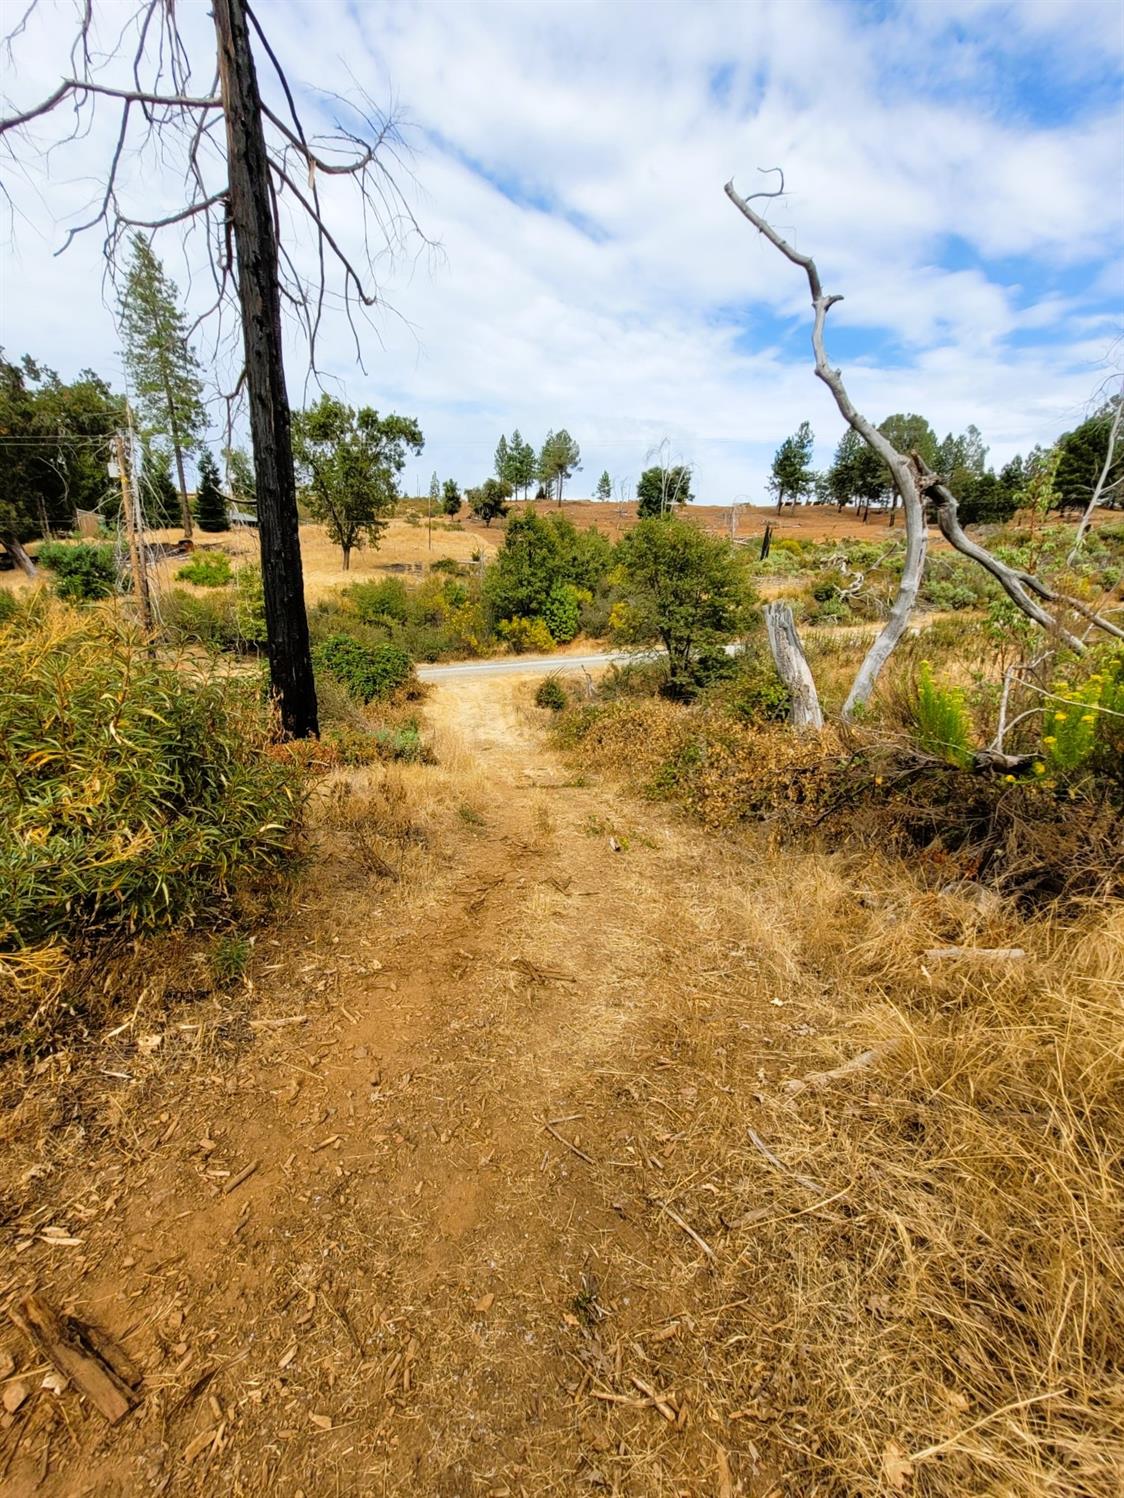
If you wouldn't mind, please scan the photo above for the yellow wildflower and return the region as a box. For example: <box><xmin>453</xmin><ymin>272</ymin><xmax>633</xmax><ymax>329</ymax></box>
<box><xmin>1004</xmin><ymin>774</ymin><xmax>1016</xmax><ymax>783</ymax></box>
<box><xmin>1033</xmin><ymin>762</ymin><xmax>1046</xmax><ymax>774</ymax></box>
<box><xmin>1081</xmin><ymin>714</ymin><xmax>1095</xmax><ymax>724</ymax></box>
<box><xmin>1054</xmin><ymin>711</ymin><xmax>1067</xmax><ymax>721</ymax></box>
<box><xmin>1042</xmin><ymin>735</ymin><xmax>1056</xmax><ymax>746</ymax></box>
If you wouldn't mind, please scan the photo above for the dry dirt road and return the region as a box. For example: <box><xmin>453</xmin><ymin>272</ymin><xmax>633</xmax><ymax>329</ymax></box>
<box><xmin>1</xmin><ymin>673</ymin><xmax>815</xmax><ymax>1497</ymax></box>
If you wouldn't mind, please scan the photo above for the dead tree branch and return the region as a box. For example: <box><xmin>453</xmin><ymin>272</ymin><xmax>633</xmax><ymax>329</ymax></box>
<box><xmin>725</xmin><ymin>174</ymin><xmax>926</xmax><ymax>717</ymax></box>
<box><xmin>725</xmin><ymin>173</ymin><xmax>1123</xmax><ymax>706</ymax></box>
<box><xmin>1068</xmin><ymin>387</ymin><xmax>1123</xmax><ymax>564</ymax></box>
<box><xmin>918</xmin><ymin>467</ymin><xmax>1123</xmax><ymax>648</ymax></box>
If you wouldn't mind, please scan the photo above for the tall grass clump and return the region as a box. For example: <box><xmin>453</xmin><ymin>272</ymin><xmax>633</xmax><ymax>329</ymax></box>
<box><xmin>0</xmin><ymin>598</ymin><xmax>302</xmax><ymax>1035</ymax></box>
<box><xmin>914</xmin><ymin>660</ymin><xmax>973</xmax><ymax>766</ymax></box>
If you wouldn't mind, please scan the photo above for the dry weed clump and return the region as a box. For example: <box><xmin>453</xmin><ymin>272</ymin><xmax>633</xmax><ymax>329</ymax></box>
<box><xmin>557</xmin><ymin>698</ymin><xmax>1123</xmax><ymax>905</ymax></box>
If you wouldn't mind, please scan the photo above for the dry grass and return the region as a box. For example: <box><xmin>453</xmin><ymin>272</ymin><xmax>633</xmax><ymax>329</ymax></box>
<box><xmin>478</xmin><ymin>799</ymin><xmax>1124</xmax><ymax>1493</ymax></box>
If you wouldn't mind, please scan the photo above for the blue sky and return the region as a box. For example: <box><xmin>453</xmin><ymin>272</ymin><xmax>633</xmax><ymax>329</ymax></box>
<box><xmin>1</xmin><ymin>0</ymin><xmax>1121</xmax><ymax>501</ymax></box>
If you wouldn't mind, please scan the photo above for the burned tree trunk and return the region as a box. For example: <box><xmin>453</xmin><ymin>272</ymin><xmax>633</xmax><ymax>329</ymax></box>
<box><xmin>213</xmin><ymin>0</ymin><xmax>317</xmax><ymax>738</ymax></box>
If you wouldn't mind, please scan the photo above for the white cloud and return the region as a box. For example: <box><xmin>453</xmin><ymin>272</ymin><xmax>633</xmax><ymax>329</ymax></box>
<box><xmin>1</xmin><ymin>0</ymin><xmax>1120</xmax><ymax>501</ymax></box>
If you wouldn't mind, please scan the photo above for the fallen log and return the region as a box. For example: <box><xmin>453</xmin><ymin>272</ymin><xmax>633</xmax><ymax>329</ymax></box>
<box><xmin>9</xmin><ymin>1293</ymin><xmax>142</xmax><ymax>1424</ymax></box>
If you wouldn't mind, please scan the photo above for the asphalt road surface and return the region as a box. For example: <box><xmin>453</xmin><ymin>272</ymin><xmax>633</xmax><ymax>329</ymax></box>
<box><xmin>416</xmin><ymin>649</ymin><xmax>649</xmax><ymax>681</ymax></box>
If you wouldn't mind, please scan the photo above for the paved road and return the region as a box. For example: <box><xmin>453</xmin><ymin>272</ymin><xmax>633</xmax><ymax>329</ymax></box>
<box><xmin>417</xmin><ymin>649</ymin><xmax>652</xmax><ymax>681</ymax></box>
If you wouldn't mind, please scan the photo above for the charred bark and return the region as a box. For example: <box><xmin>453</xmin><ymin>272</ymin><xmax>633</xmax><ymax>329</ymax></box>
<box><xmin>213</xmin><ymin>0</ymin><xmax>317</xmax><ymax>737</ymax></box>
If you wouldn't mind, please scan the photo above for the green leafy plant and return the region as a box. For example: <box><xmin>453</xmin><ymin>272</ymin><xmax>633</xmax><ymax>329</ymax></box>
<box><xmin>177</xmin><ymin>551</ymin><xmax>232</xmax><ymax>587</ymax></box>
<box><xmin>210</xmin><ymin>932</ymin><xmax>251</xmax><ymax>984</ymax></box>
<box><xmin>36</xmin><ymin>541</ymin><xmax>119</xmax><ymax>601</ymax></box>
<box><xmin>535</xmin><ymin>675</ymin><xmax>568</xmax><ymax>711</ymax></box>
<box><xmin>1040</xmin><ymin>657</ymin><xmax>1124</xmax><ymax>781</ymax></box>
<box><xmin>542</xmin><ymin>582</ymin><xmax>587</xmax><ymax>644</ymax></box>
<box><xmin>497</xmin><ymin>615</ymin><xmax>555</xmax><ymax>654</ymax></box>
<box><xmin>313</xmin><ymin>633</ymin><xmax>413</xmax><ymax>703</ymax></box>
<box><xmin>914</xmin><ymin>661</ymin><xmax>973</xmax><ymax>767</ymax></box>
<box><xmin>0</xmin><ymin>598</ymin><xmax>301</xmax><ymax>1021</ymax></box>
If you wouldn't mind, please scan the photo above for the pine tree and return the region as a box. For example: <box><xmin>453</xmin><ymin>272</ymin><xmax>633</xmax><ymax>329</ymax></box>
<box><xmin>141</xmin><ymin>441</ymin><xmax>182</xmax><ymax>527</ymax></box>
<box><xmin>194</xmin><ymin>449</ymin><xmax>229</xmax><ymax>531</ymax></box>
<box><xmin>509</xmin><ymin>428</ymin><xmax>535</xmax><ymax>497</ymax></box>
<box><xmin>495</xmin><ymin>434</ymin><xmax>510</xmax><ymax>487</ymax></box>
<box><xmin>768</xmin><ymin>421</ymin><xmax>815</xmax><ymax>513</ymax></box>
<box><xmin>442</xmin><ymin>478</ymin><xmax>462</xmax><ymax>516</ymax></box>
<box><xmin>596</xmin><ymin>469</ymin><xmax>612</xmax><ymax>501</ymax></box>
<box><xmin>119</xmin><ymin>234</ymin><xmax>207</xmax><ymax>538</ymax></box>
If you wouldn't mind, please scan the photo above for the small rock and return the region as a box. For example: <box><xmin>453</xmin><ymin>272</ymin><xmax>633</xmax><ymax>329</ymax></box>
<box><xmin>42</xmin><ymin>1371</ymin><xmax>68</xmax><ymax>1395</ymax></box>
<box><xmin>3</xmin><ymin>1381</ymin><xmax>30</xmax><ymax>1413</ymax></box>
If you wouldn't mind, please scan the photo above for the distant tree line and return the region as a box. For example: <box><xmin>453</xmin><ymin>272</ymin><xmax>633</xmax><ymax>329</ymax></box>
<box><xmin>767</xmin><ymin>405</ymin><xmax>1122</xmax><ymax>526</ymax></box>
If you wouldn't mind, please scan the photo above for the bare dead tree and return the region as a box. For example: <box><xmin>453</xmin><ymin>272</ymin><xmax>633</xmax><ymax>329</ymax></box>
<box><xmin>1</xmin><ymin>0</ymin><xmax>430</xmax><ymax>737</ymax></box>
<box><xmin>1067</xmin><ymin>385</ymin><xmax>1123</xmax><ymax>564</ymax></box>
<box><xmin>725</xmin><ymin>172</ymin><xmax>1122</xmax><ymax>722</ymax></box>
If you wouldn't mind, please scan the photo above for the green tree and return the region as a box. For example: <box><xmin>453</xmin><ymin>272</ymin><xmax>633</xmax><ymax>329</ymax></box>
<box><xmin>194</xmin><ymin>449</ymin><xmax>229</xmax><ymax>531</ymax></box>
<box><xmin>636</xmin><ymin>464</ymin><xmax>693</xmax><ymax>518</ymax></box>
<box><xmin>827</xmin><ymin>428</ymin><xmax>886</xmax><ymax>516</ymax></box>
<box><xmin>938</xmin><ymin>424</ymin><xmax>988</xmax><ymax>489</ymax></box>
<box><xmin>878</xmin><ymin>413</ymin><xmax>937</xmax><ymax>526</ymax></box>
<box><xmin>141</xmin><ymin>441</ymin><xmax>182</xmax><ymax>527</ymax></box>
<box><xmin>442</xmin><ymin>478</ymin><xmax>462</xmax><ymax>516</ymax></box>
<box><xmin>484</xmin><ymin>508</ymin><xmax>612</xmax><ymax>622</ymax></box>
<box><xmin>509</xmin><ymin>429</ymin><xmax>536</xmax><ymax>498</ymax></box>
<box><xmin>223</xmin><ymin>445</ymin><xmax>256</xmax><ymax>515</ymax></box>
<box><xmin>495</xmin><ymin>434</ymin><xmax>511</xmax><ymax>487</ymax></box>
<box><xmin>956</xmin><ymin>468</ymin><xmax>1017</xmax><ymax>525</ymax></box>
<box><xmin>0</xmin><ymin>353</ymin><xmax>123</xmax><ymax>570</ymax></box>
<box><xmin>1055</xmin><ymin>403</ymin><xmax>1123</xmax><ymax>515</ymax></box>
<box><xmin>616</xmin><ymin>517</ymin><xmax>752</xmax><ymax>692</ymax></box>
<box><xmin>292</xmin><ymin>394</ymin><xmax>424</xmax><ymax>569</ymax></box>
<box><xmin>118</xmin><ymin>234</ymin><xmax>207</xmax><ymax>539</ymax></box>
<box><xmin>467</xmin><ymin>477</ymin><xmax>511</xmax><ymax>527</ymax></box>
<box><xmin>768</xmin><ymin>421</ymin><xmax>815</xmax><ymax>512</ymax></box>
<box><xmin>539</xmin><ymin>428</ymin><xmax>581</xmax><ymax>505</ymax></box>
<box><xmin>596</xmin><ymin>469</ymin><xmax>612</xmax><ymax>501</ymax></box>
<box><xmin>429</xmin><ymin>471</ymin><xmax>441</xmax><ymax>506</ymax></box>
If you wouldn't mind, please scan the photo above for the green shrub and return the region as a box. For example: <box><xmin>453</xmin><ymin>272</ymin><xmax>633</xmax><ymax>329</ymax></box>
<box><xmin>498</xmin><ymin>615</ymin><xmax>555</xmax><ymax>653</ymax></box>
<box><xmin>37</xmin><ymin>541</ymin><xmax>120</xmax><ymax>601</ymax></box>
<box><xmin>160</xmin><ymin>588</ymin><xmax>237</xmax><ymax>650</ymax></box>
<box><xmin>0</xmin><ymin>599</ymin><xmax>301</xmax><ymax>1017</ymax></box>
<box><xmin>1040</xmin><ymin>655</ymin><xmax>1124</xmax><ymax>784</ymax></box>
<box><xmin>719</xmin><ymin>645</ymin><xmax>791</xmax><ymax>724</ymax></box>
<box><xmin>177</xmin><ymin>552</ymin><xmax>232</xmax><ymax>587</ymax></box>
<box><xmin>914</xmin><ymin>661</ymin><xmax>973</xmax><ymax>767</ymax></box>
<box><xmin>535</xmin><ymin>675</ymin><xmax>568</xmax><ymax>711</ymax></box>
<box><xmin>348</xmin><ymin>576</ymin><xmax>411</xmax><ymax>625</ymax></box>
<box><xmin>233</xmin><ymin>564</ymin><xmax>267</xmax><ymax>647</ymax></box>
<box><xmin>542</xmin><ymin>583</ymin><xmax>586</xmax><ymax>644</ymax></box>
<box><xmin>313</xmin><ymin>633</ymin><xmax>414</xmax><ymax>703</ymax></box>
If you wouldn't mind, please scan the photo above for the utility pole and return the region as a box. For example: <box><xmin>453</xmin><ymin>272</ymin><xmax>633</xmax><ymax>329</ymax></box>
<box><xmin>115</xmin><ymin>423</ymin><xmax>153</xmax><ymax>634</ymax></box>
<box><xmin>213</xmin><ymin>0</ymin><xmax>318</xmax><ymax>737</ymax></box>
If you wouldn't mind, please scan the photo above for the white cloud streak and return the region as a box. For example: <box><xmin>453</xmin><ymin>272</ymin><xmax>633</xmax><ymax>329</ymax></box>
<box><xmin>1</xmin><ymin>0</ymin><xmax>1120</xmax><ymax>499</ymax></box>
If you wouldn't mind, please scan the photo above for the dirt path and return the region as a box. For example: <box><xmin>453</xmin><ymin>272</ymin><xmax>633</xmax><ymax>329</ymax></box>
<box><xmin>1</xmin><ymin>676</ymin><xmax>797</xmax><ymax>1497</ymax></box>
